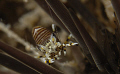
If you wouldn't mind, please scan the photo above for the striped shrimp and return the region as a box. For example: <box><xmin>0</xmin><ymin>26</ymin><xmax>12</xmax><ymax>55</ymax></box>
<box><xmin>32</xmin><ymin>24</ymin><xmax>78</xmax><ymax>64</ymax></box>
